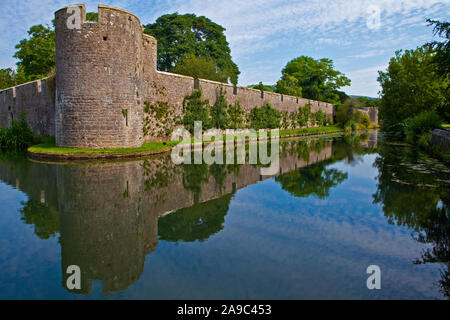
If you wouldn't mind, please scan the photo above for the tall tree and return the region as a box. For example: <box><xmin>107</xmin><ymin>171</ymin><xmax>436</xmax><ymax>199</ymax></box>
<box><xmin>275</xmin><ymin>56</ymin><xmax>350</xmax><ymax>103</ymax></box>
<box><xmin>144</xmin><ymin>13</ymin><xmax>240</xmax><ymax>84</ymax></box>
<box><xmin>377</xmin><ymin>46</ymin><xmax>449</xmax><ymax>129</ymax></box>
<box><xmin>12</xmin><ymin>13</ymin><xmax>98</xmax><ymax>83</ymax></box>
<box><xmin>426</xmin><ymin>19</ymin><xmax>449</xmax><ymax>77</ymax></box>
<box><xmin>14</xmin><ymin>24</ymin><xmax>56</xmax><ymax>80</ymax></box>
<box><xmin>171</xmin><ymin>54</ymin><xmax>228</xmax><ymax>83</ymax></box>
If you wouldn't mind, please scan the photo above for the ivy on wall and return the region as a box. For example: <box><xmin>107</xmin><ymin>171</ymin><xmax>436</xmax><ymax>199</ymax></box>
<box><xmin>143</xmin><ymin>87</ymin><xmax>331</xmax><ymax>139</ymax></box>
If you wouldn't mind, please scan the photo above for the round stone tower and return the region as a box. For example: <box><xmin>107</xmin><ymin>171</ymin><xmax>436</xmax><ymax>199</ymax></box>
<box><xmin>54</xmin><ymin>4</ymin><xmax>146</xmax><ymax>148</ymax></box>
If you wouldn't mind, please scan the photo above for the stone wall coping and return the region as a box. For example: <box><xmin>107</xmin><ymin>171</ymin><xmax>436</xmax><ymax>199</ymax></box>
<box><xmin>97</xmin><ymin>4</ymin><xmax>141</xmax><ymax>23</ymax></box>
<box><xmin>0</xmin><ymin>77</ymin><xmax>48</xmax><ymax>93</ymax></box>
<box><xmin>55</xmin><ymin>4</ymin><xmax>141</xmax><ymax>24</ymax></box>
<box><xmin>156</xmin><ymin>70</ymin><xmax>195</xmax><ymax>81</ymax></box>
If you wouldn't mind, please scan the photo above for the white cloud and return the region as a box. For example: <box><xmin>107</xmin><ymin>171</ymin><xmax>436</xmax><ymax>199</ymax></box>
<box><xmin>0</xmin><ymin>0</ymin><xmax>448</xmax><ymax>96</ymax></box>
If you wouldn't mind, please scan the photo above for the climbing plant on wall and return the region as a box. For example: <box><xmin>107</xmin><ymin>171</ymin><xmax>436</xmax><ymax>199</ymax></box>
<box><xmin>210</xmin><ymin>88</ymin><xmax>229</xmax><ymax>129</ymax></box>
<box><xmin>227</xmin><ymin>101</ymin><xmax>245</xmax><ymax>130</ymax></box>
<box><xmin>182</xmin><ymin>90</ymin><xmax>211</xmax><ymax>133</ymax></box>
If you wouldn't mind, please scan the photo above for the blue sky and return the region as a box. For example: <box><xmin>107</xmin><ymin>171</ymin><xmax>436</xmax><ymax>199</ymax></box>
<box><xmin>0</xmin><ymin>0</ymin><xmax>449</xmax><ymax>97</ymax></box>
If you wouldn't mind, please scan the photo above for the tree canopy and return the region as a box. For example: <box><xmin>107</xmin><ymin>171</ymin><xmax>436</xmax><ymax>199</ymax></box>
<box><xmin>247</xmin><ymin>82</ymin><xmax>276</xmax><ymax>92</ymax></box>
<box><xmin>171</xmin><ymin>54</ymin><xmax>228</xmax><ymax>83</ymax></box>
<box><xmin>144</xmin><ymin>13</ymin><xmax>240</xmax><ymax>84</ymax></box>
<box><xmin>377</xmin><ymin>46</ymin><xmax>449</xmax><ymax>130</ymax></box>
<box><xmin>2</xmin><ymin>13</ymin><xmax>98</xmax><ymax>87</ymax></box>
<box><xmin>275</xmin><ymin>56</ymin><xmax>351</xmax><ymax>103</ymax></box>
<box><xmin>426</xmin><ymin>19</ymin><xmax>449</xmax><ymax>77</ymax></box>
<box><xmin>13</xmin><ymin>24</ymin><xmax>56</xmax><ymax>81</ymax></box>
<box><xmin>0</xmin><ymin>68</ymin><xmax>16</xmax><ymax>90</ymax></box>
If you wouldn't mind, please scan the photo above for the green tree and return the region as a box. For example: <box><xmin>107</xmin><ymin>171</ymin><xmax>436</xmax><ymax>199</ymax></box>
<box><xmin>227</xmin><ymin>101</ymin><xmax>244</xmax><ymax>129</ymax></box>
<box><xmin>315</xmin><ymin>109</ymin><xmax>326</xmax><ymax>126</ymax></box>
<box><xmin>12</xmin><ymin>13</ymin><xmax>98</xmax><ymax>82</ymax></box>
<box><xmin>249</xmin><ymin>103</ymin><xmax>281</xmax><ymax>130</ymax></box>
<box><xmin>298</xmin><ymin>104</ymin><xmax>311</xmax><ymax>127</ymax></box>
<box><xmin>276</xmin><ymin>74</ymin><xmax>303</xmax><ymax>97</ymax></box>
<box><xmin>172</xmin><ymin>54</ymin><xmax>228</xmax><ymax>83</ymax></box>
<box><xmin>210</xmin><ymin>88</ymin><xmax>229</xmax><ymax>129</ymax></box>
<box><xmin>14</xmin><ymin>24</ymin><xmax>56</xmax><ymax>80</ymax></box>
<box><xmin>377</xmin><ymin>46</ymin><xmax>449</xmax><ymax>130</ymax></box>
<box><xmin>247</xmin><ymin>82</ymin><xmax>276</xmax><ymax>92</ymax></box>
<box><xmin>0</xmin><ymin>68</ymin><xmax>16</xmax><ymax>90</ymax></box>
<box><xmin>182</xmin><ymin>90</ymin><xmax>211</xmax><ymax>133</ymax></box>
<box><xmin>86</xmin><ymin>12</ymin><xmax>98</xmax><ymax>22</ymax></box>
<box><xmin>426</xmin><ymin>19</ymin><xmax>449</xmax><ymax>77</ymax></box>
<box><xmin>144</xmin><ymin>13</ymin><xmax>240</xmax><ymax>84</ymax></box>
<box><xmin>276</xmin><ymin>56</ymin><xmax>351</xmax><ymax>103</ymax></box>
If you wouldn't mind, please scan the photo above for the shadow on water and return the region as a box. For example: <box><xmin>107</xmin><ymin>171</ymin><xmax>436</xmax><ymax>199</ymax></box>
<box><xmin>0</xmin><ymin>131</ymin><xmax>448</xmax><ymax>298</ymax></box>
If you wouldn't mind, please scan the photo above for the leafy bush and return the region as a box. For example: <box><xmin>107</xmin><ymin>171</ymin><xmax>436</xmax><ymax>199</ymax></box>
<box><xmin>404</xmin><ymin>111</ymin><xmax>442</xmax><ymax>144</ymax></box>
<box><xmin>182</xmin><ymin>90</ymin><xmax>211</xmax><ymax>133</ymax></box>
<box><xmin>210</xmin><ymin>88</ymin><xmax>229</xmax><ymax>129</ymax></box>
<box><xmin>360</xmin><ymin>114</ymin><xmax>371</xmax><ymax>128</ymax></box>
<box><xmin>227</xmin><ymin>101</ymin><xmax>244</xmax><ymax>129</ymax></box>
<box><xmin>0</xmin><ymin>115</ymin><xmax>34</xmax><ymax>151</ymax></box>
<box><xmin>298</xmin><ymin>104</ymin><xmax>311</xmax><ymax>127</ymax></box>
<box><xmin>315</xmin><ymin>109</ymin><xmax>326</xmax><ymax>126</ymax></box>
<box><xmin>249</xmin><ymin>103</ymin><xmax>281</xmax><ymax>130</ymax></box>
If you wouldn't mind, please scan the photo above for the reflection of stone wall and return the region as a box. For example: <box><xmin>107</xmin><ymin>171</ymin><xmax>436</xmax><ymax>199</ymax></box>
<box><xmin>0</xmin><ymin>139</ymin><xmax>334</xmax><ymax>295</ymax></box>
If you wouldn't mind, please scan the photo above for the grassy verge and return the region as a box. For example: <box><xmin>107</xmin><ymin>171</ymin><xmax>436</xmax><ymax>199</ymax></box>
<box><xmin>28</xmin><ymin>126</ymin><xmax>345</xmax><ymax>155</ymax></box>
<box><xmin>278</xmin><ymin>125</ymin><xmax>343</xmax><ymax>136</ymax></box>
<box><xmin>29</xmin><ymin>136</ymin><xmax>179</xmax><ymax>154</ymax></box>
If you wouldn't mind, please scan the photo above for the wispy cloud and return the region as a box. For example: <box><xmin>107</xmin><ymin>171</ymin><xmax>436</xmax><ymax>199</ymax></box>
<box><xmin>0</xmin><ymin>0</ymin><xmax>448</xmax><ymax>97</ymax></box>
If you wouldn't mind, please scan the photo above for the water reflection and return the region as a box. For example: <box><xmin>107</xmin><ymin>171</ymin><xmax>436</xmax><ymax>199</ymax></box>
<box><xmin>373</xmin><ymin>141</ymin><xmax>450</xmax><ymax>298</ymax></box>
<box><xmin>5</xmin><ymin>131</ymin><xmax>447</xmax><ymax>298</ymax></box>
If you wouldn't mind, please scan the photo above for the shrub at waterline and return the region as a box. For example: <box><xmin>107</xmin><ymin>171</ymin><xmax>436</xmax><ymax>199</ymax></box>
<box><xmin>182</xmin><ymin>89</ymin><xmax>211</xmax><ymax>133</ymax></box>
<box><xmin>0</xmin><ymin>116</ymin><xmax>34</xmax><ymax>151</ymax></box>
<box><xmin>404</xmin><ymin>111</ymin><xmax>442</xmax><ymax>145</ymax></box>
<box><xmin>249</xmin><ymin>103</ymin><xmax>281</xmax><ymax>130</ymax></box>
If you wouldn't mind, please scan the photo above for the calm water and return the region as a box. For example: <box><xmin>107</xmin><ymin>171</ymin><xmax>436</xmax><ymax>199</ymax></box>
<box><xmin>0</xmin><ymin>132</ymin><xmax>448</xmax><ymax>300</ymax></box>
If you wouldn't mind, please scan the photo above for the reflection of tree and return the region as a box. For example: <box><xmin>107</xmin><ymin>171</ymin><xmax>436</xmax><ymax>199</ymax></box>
<box><xmin>158</xmin><ymin>193</ymin><xmax>233</xmax><ymax>242</ymax></box>
<box><xmin>182</xmin><ymin>163</ymin><xmax>209</xmax><ymax>202</ymax></box>
<box><xmin>210</xmin><ymin>163</ymin><xmax>227</xmax><ymax>193</ymax></box>
<box><xmin>275</xmin><ymin>161</ymin><xmax>348</xmax><ymax>199</ymax></box>
<box><xmin>373</xmin><ymin>142</ymin><xmax>450</xmax><ymax>298</ymax></box>
<box><xmin>19</xmin><ymin>200</ymin><xmax>59</xmax><ymax>239</ymax></box>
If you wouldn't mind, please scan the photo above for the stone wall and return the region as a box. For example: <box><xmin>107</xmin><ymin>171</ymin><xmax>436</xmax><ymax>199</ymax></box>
<box><xmin>357</xmin><ymin>107</ymin><xmax>378</xmax><ymax>125</ymax></box>
<box><xmin>431</xmin><ymin>128</ymin><xmax>450</xmax><ymax>152</ymax></box>
<box><xmin>0</xmin><ymin>79</ymin><xmax>55</xmax><ymax>136</ymax></box>
<box><xmin>0</xmin><ymin>4</ymin><xmax>348</xmax><ymax>148</ymax></box>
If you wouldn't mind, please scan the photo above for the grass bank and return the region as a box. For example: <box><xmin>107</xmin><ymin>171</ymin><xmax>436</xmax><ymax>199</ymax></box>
<box><xmin>29</xmin><ymin>136</ymin><xmax>179</xmax><ymax>154</ymax></box>
<box><xmin>27</xmin><ymin>126</ymin><xmax>345</xmax><ymax>158</ymax></box>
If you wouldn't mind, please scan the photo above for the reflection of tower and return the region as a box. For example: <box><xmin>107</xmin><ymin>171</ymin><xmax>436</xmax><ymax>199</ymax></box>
<box><xmin>57</xmin><ymin>161</ymin><xmax>158</xmax><ymax>295</ymax></box>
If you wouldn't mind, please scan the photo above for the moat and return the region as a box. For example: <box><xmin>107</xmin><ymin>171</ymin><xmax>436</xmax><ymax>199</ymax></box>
<box><xmin>0</xmin><ymin>132</ymin><xmax>448</xmax><ymax>299</ymax></box>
